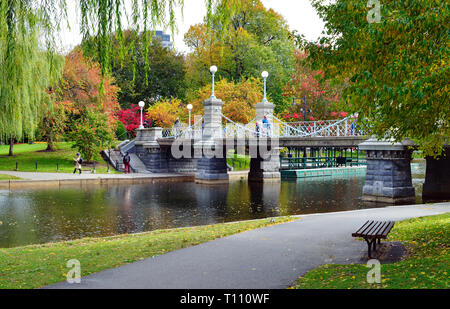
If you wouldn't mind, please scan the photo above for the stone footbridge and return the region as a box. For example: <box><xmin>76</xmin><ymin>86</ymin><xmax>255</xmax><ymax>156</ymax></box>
<box><xmin>105</xmin><ymin>95</ymin><xmax>449</xmax><ymax>204</ymax></box>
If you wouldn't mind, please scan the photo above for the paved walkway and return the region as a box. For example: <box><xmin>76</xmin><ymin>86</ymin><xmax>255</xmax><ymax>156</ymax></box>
<box><xmin>47</xmin><ymin>203</ymin><xmax>450</xmax><ymax>289</ymax></box>
<box><xmin>0</xmin><ymin>170</ymin><xmax>183</xmax><ymax>181</ymax></box>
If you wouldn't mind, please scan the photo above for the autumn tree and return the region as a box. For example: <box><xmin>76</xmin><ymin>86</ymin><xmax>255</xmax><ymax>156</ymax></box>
<box><xmin>306</xmin><ymin>0</ymin><xmax>449</xmax><ymax>156</ymax></box>
<box><xmin>282</xmin><ymin>50</ymin><xmax>345</xmax><ymax>120</ymax></box>
<box><xmin>117</xmin><ymin>104</ymin><xmax>152</xmax><ymax>137</ymax></box>
<box><xmin>146</xmin><ymin>98</ymin><xmax>186</xmax><ymax>128</ymax></box>
<box><xmin>184</xmin><ymin>0</ymin><xmax>295</xmax><ymax>113</ymax></box>
<box><xmin>54</xmin><ymin>47</ymin><xmax>120</xmax><ymax>125</ymax></box>
<box><xmin>189</xmin><ymin>78</ymin><xmax>261</xmax><ymax>124</ymax></box>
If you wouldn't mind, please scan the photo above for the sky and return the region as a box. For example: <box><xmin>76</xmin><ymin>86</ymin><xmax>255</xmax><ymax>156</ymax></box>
<box><xmin>59</xmin><ymin>0</ymin><xmax>325</xmax><ymax>54</ymax></box>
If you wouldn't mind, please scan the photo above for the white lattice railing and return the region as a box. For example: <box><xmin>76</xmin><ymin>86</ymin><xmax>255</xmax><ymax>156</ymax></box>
<box><xmin>161</xmin><ymin>114</ymin><xmax>361</xmax><ymax>139</ymax></box>
<box><xmin>161</xmin><ymin>117</ymin><xmax>204</xmax><ymax>139</ymax></box>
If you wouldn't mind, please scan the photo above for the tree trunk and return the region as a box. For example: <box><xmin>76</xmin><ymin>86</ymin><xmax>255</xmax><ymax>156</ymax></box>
<box><xmin>46</xmin><ymin>134</ymin><xmax>56</xmax><ymax>151</ymax></box>
<box><xmin>9</xmin><ymin>137</ymin><xmax>14</xmax><ymax>156</ymax></box>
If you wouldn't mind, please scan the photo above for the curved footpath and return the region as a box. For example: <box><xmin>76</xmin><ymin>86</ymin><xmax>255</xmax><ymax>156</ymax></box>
<box><xmin>46</xmin><ymin>202</ymin><xmax>450</xmax><ymax>289</ymax></box>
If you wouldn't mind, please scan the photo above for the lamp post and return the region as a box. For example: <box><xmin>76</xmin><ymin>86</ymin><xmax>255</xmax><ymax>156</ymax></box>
<box><xmin>292</xmin><ymin>96</ymin><xmax>309</xmax><ymax>121</ymax></box>
<box><xmin>210</xmin><ymin>65</ymin><xmax>217</xmax><ymax>98</ymax></box>
<box><xmin>138</xmin><ymin>101</ymin><xmax>145</xmax><ymax>129</ymax></box>
<box><xmin>187</xmin><ymin>103</ymin><xmax>193</xmax><ymax>137</ymax></box>
<box><xmin>261</xmin><ymin>71</ymin><xmax>269</xmax><ymax>103</ymax></box>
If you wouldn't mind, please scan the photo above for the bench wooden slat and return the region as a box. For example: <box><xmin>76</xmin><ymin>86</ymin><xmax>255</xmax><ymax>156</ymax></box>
<box><xmin>365</xmin><ymin>221</ymin><xmax>384</xmax><ymax>237</ymax></box>
<box><xmin>380</xmin><ymin>221</ymin><xmax>395</xmax><ymax>238</ymax></box>
<box><xmin>367</xmin><ymin>221</ymin><xmax>388</xmax><ymax>237</ymax></box>
<box><xmin>353</xmin><ymin>220</ymin><xmax>371</xmax><ymax>235</ymax></box>
<box><xmin>352</xmin><ymin>220</ymin><xmax>376</xmax><ymax>237</ymax></box>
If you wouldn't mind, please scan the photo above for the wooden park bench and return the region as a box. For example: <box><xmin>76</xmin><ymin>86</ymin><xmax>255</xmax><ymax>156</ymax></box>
<box><xmin>352</xmin><ymin>220</ymin><xmax>395</xmax><ymax>258</ymax></box>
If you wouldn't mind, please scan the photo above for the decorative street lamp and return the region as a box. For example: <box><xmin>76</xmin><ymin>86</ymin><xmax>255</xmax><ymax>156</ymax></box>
<box><xmin>187</xmin><ymin>104</ymin><xmax>193</xmax><ymax>136</ymax></box>
<box><xmin>210</xmin><ymin>65</ymin><xmax>217</xmax><ymax>98</ymax></box>
<box><xmin>292</xmin><ymin>96</ymin><xmax>309</xmax><ymax>121</ymax></box>
<box><xmin>138</xmin><ymin>101</ymin><xmax>145</xmax><ymax>129</ymax></box>
<box><xmin>261</xmin><ymin>71</ymin><xmax>269</xmax><ymax>103</ymax></box>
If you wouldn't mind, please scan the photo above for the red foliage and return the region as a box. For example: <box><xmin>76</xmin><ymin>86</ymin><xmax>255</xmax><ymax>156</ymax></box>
<box><xmin>116</xmin><ymin>105</ymin><xmax>152</xmax><ymax>136</ymax></box>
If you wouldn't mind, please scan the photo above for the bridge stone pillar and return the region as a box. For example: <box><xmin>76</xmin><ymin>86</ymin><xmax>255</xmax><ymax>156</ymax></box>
<box><xmin>135</xmin><ymin>128</ymin><xmax>168</xmax><ymax>173</ymax></box>
<box><xmin>255</xmin><ymin>100</ymin><xmax>274</xmax><ymax>121</ymax></box>
<box><xmin>359</xmin><ymin>138</ymin><xmax>415</xmax><ymax>204</ymax></box>
<box><xmin>423</xmin><ymin>146</ymin><xmax>450</xmax><ymax>201</ymax></box>
<box><xmin>195</xmin><ymin>97</ymin><xmax>229</xmax><ymax>184</ymax></box>
<box><xmin>202</xmin><ymin>96</ymin><xmax>225</xmax><ymax>139</ymax></box>
<box><xmin>248</xmin><ymin>140</ymin><xmax>281</xmax><ymax>182</ymax></box>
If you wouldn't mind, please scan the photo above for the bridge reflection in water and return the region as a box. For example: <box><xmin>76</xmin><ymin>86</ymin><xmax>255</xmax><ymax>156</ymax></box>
<box><xmin>0</xmin><ymin>162</ymin><xmax>426</xmax><ymax>248</ymax></box>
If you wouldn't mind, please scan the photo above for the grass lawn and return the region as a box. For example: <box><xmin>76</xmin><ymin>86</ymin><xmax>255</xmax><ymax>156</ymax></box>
<box><xmin>293</xmin><ymin>213</ymin><xmax>449</xmax><ymax>289</ymax></box>
<box><xmin>0</xmin><ymin>216</ymin><xmax>297</xmax><ymax>289</ymax></box>
<box><xmin>0</xmin><ymin>142</ymin><xmax>118</xmax><ymax>174</ymax></box>
<box><xmin>227</xmin><ymin>154</ymin><xmax>251</xmax><ymax>171</ymax></box>
<box><xmin>0</xmin><ymin>174</ymin><xmax>22</xmax><ymax>180</ymax></box>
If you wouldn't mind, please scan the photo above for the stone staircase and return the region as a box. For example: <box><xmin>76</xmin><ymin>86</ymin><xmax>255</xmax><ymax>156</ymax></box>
<box><xmin>102</xmin><ymin>139</ymin><xmax>150</xmax><ymax>173</ymax></box>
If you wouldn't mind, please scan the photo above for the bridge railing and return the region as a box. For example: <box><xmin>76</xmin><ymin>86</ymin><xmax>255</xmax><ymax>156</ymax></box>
<box><xmin>160</xmin><ymin>114</ymin><xmax>362</xmax><ymax>139</ymax></box>
<box><xmin>161</xmin><ymin>117</ymin><xmax>204</xmax><ymax>139</ymax></box>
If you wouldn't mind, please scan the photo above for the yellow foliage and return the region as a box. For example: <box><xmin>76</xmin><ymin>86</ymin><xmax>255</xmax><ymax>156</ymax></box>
<box><xmin>146</xmin><ymin>98</ymin><xmax>186</xmax><ymax>128</ymax></box>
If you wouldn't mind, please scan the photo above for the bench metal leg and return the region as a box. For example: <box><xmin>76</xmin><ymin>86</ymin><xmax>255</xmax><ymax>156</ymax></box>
<box><xmin>364</xmin><ymin>238</ymin><xmax>375</xmax><ymax>259</ymax></box>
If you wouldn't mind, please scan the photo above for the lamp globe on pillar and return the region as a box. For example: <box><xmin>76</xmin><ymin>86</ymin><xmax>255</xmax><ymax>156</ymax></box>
<box><xmin>261</xmin><ymin>71</ymin><xmax>269</xmax><ymax>103</ymax></box>
<box><xmin>210</xmin><ymin>65</ymin><xmax>218</xmax><ymax>98</ymax></box>
<box><xmin>138</xmin><ymin>101</ymin><xmax>145</xmax><ymax>129</ymax></box>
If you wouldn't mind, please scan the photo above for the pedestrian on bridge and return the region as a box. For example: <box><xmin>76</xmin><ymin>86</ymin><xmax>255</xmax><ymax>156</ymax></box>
<box><xmin>254</xmin><ymin>121</ymin><xmax>260</xmax><ymax>137</ymax></box>
<box><xmin>262</xmin><ymin>115</ymin><xmax>271</xmax><ymax>137</ymax></box>
<box><xmin>174</xmin><ymin>118</ymin><xmax>181</xmax><ymax>136</ymax></box>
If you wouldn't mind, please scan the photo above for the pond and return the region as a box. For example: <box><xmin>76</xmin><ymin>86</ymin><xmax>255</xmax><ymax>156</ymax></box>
<box><xmin>0</xmin><ymin>162</ymin><xmax>426</xmax><ymax>248</ymax></box>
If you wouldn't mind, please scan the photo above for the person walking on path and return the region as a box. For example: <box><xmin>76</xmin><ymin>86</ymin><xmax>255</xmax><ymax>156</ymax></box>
<box><xmin>73</xmin><ymin>153</ymin><xmax>82</xmax><ymax>174</ymax></box>
<box><xmin>123</xmin><ymin>152</ymin><xmax>131</xmax><ymax>174</ymax></box>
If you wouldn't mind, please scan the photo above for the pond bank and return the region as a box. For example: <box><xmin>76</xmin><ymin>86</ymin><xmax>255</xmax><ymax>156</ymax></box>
<box><xmin>0</xmin><ymin>170</ymin><xmax>253</xmax><ymax>190</ymax></box>
<box><xmin>0</xmin><ymin>216</ymin><xmax>296</xmax><ymax>289</ymax></box>
<box><xmin>45</xmin><ymin>202</ymin><xmax>449</xmax><ymax>289</ymax></box>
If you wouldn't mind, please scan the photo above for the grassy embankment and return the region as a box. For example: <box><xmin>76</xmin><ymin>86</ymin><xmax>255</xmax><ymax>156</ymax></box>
<box><xmin>0</xmin><ymin>142</ymin><xmax>118</xmax><ymax>174</ymax></box>
<box><xmin>293</xmin><ymin>213</ymin><xmax>449</xmax><ymax>289</ymax></box>
<box><xmin>0</xmin><ymin>216</ymin><xmax>297</xmax><ymax>289</ymax></box>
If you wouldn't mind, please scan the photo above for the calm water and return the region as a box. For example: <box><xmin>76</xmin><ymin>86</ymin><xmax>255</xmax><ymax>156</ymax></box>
<box><xmin>0</xmin><ymin>163</ymin><xmax>426</xmax><ymax>248</ymax></box>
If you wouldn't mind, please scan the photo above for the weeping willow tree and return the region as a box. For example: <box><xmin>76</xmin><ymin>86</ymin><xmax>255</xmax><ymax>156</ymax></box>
<box><xmin>0</xmin><ymin>0</ymin><xmax>241</xmax><ymax>155</ymax></box>
<box><xmin>0</xmin><ymin>1</ymin><xmax>63</xmax><ymax>155</ymax></box>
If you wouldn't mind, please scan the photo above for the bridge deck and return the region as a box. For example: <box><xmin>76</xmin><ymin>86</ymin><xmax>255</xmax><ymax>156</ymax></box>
<box><xmin>157</xmin><ymin>136</ymin><xmax>367</xmax><ymax>148</ymax></box>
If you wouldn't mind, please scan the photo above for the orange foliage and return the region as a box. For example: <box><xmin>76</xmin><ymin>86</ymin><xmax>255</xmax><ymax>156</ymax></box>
<box><xmin>55</xmin><ymin>47</ymin><xmax>120</xmax><ymax>124</ymax></box>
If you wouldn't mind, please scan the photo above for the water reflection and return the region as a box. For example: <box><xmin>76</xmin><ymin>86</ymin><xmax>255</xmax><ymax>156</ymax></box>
<box><xmin>0</xmin><ymin>162</ymin><xmax>427</xmax><ymax>248</ymax></box>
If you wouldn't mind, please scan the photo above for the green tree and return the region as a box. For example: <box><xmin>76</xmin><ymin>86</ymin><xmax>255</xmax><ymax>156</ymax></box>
<box><xmin>68</xmin><ymin>110</ymin><xmax>115</xmax><ymax>162</ymax></box>
<box><xmin>0</xmin><ymin>3</ymin><xmax>62</xmax><ymax>155</ymax></box>
<box><xmin>189</xmin><ymin>78</ymin><xmax>261</xmax><ymax>124</ymax></box>
<box><xmin>37</xmin><ymin>99</ymin><xmax>68</xmax><ymax>152</ymax></box>
<box><xmin>305</xmin><ymin>0</ymin><xmax>449</xmax><ymax>156</ymax></box>
<box><xmin>96</xmin><ymin>31</ymin><xmax>187</xmax><ymax>109</ymax></box>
